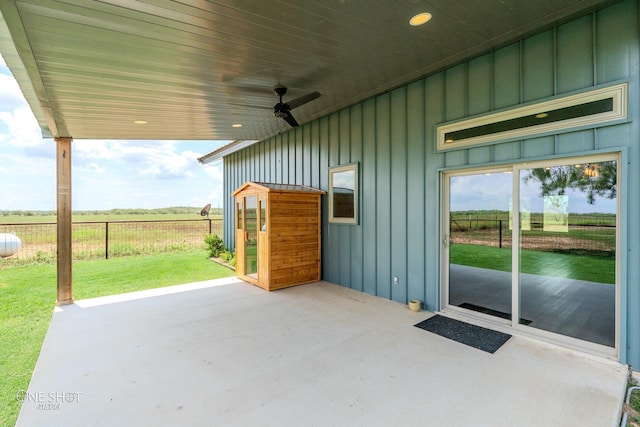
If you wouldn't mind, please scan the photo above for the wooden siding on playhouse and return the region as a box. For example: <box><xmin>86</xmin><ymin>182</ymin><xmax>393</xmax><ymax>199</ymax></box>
<box><xmin>268</xmin><ymin>192</ymin><xmax>322</xmax><ymax>289</ymax></box>
<box><xmin>223</xmin><ymin>1</ymin><xmax>640</xmax><ymax>365</ymax></box>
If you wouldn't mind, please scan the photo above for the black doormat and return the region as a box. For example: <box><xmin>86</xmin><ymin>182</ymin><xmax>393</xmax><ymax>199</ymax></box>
<box><xmin>458</xmin><ymin>303</ymin><xmax>532</xmax><ymax>325</ymax></box>
<box><xmin>414</xmin><ymin>315</ymin><xmax>511</xmax><ymax>354</ymax></box>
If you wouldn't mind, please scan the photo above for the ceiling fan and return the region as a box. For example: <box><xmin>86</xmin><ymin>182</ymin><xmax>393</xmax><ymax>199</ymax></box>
<box><xmin>273</xmin><ymin>86</ymin><xmax>321</xmax><ymax>127</ymax></box>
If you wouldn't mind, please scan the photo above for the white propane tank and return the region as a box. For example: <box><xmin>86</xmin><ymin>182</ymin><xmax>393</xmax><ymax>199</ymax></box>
<box><xmin>0</xmin><ymin>233</ymin><xmax>22</xmax><ymax>257</ymax></box>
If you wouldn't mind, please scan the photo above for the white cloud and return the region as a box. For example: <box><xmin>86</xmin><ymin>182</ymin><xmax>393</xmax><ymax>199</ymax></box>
<box><xmin>1</xmin><ymin>150</ymin><xmax>56</xmax><ymax>210</ymax></box>
<box><xmin>206</xmin><ymin>185</ymin><xmax>224</xmax><ymax>207</ymax></box>
<box><xmin>198</xmin><ymin>164</ymin><xmax>222</xmax><ymax>206</ymax></box>
<box><xmin>0</xmin><ymin>151</ymin><xmax>54</xmax><ymax>176</ymax></box>
<box><xmin>72</xmin><ymin>159</ymin><xmax>106</xmax><ymax>175</ymax></box>
<box><xmin>0</xmin><ymin>108</ymin><xmax>43</xmax><ymax>147</ymax></box>
<box><xmin>73</xmin><ymin>140</ymin><xmax>123</xmax><ymax>160</ymax></box>
<box><xmin>74</xmin><ymin>140</ymin><xmax>204</xmax><ymax>180</ymax></box>
<box><xmin>450</xmin><ymin>173</ymin><xmax>512</xmax><ymax>211</ymax></box>
<box><xmin>0</xmin><ymin>63</ymin><xmax>43</xmax><ymax>148</ymax></box>
<box><xmin>137</xmin><ymin>146</ymin><xmax>199</xmax><ymax>179</ymax></box>
<box><xmin>203</xmin><ymin>163</ymin><xmax>222</xmax><ymax>176</ymax></box>
<box><xmin>0</xmin><ymin>73</ymin><xmax>29</xmax><ymax>110</ymax></box>
<box><xmin>90</xmin><ymin>162</ymin><xmax>104</xmax><ymax>173</ymax></box>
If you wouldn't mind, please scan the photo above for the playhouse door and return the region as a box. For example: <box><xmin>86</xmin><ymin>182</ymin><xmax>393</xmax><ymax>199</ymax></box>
<box><xmin>244</xmin><ymin>195</ymin><xmax>258</xmax><ymax>279</ymax></box>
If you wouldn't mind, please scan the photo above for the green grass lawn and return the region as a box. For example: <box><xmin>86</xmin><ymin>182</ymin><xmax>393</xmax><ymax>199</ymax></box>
<box><xmin>627</xmin><ymin>385</ymin><xmax>640</xmax><ymax>426</ymax></box>
<box><xmin>0</xmin><ymin>251</ymin><xmax>235</xmax><ymax>427</ymax></box>
<box><xmin>451</xmin><ymin>243</ymin><xmax>615</xmax><ymax>284</ymax></box>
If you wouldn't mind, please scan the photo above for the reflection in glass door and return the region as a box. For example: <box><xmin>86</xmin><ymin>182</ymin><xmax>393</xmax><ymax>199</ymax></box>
<box><xmin>446</xmin><ymin>170</ymin><xmax>513</xmax><ymax>321</ymax></box>
<box><xmin>518</xmin><ymin>159</ymin><xmax>617</xmax><ymax>347</ymax></box>
<box><xmin>244</xmin><ymin>196</ymin><xmax>258</xmax><ymax>278</ymax></box>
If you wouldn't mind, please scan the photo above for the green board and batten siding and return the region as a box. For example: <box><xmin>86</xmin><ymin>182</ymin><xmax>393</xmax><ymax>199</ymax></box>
<box><xmin>224</xmin><ymin>0</ymin><xmax>640</xmax><ymax>365</ymax></box>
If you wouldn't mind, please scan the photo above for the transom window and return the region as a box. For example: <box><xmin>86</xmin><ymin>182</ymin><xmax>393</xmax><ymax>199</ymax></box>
<box><xmin>436</xmin><ymin>83</ymin><xmax>627</xmax><ymax>151</ymax></box>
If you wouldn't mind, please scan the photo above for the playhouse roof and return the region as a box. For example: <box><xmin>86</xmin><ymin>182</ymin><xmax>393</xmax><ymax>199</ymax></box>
<box><xmin>232</xmin><ymin>182</ymin><xmax>325</xmax><ymax>196</ymax></box>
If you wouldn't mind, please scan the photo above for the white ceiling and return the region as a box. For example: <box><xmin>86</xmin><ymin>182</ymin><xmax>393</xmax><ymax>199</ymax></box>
<box><xmin>0</xmin><ymin>0</ymin><xmax>618</xmax><ymax>141</ymax></box>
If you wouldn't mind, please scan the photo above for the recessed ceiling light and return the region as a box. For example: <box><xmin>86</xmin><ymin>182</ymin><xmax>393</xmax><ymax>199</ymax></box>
<box><xmin>232</xmin><ymin>123</ymin><xmax>242</xmax><ymax>128</ymax></box>
<box><xmin>409</xmin><ymin>12</ymin><xmax>432</xmax><ymax>26</ymax></box>
<box><xmin>133</xmin><ymin>120</ymin><xmax>147</xmax><ymax>125</ymax></box>
<box><xmin>535</xmin><ymin>113</ymin><xmax>549</xmax><ymax>119</ymax></box>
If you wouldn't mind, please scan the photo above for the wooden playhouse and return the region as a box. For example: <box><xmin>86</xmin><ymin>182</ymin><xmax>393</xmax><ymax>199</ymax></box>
<box><xmin>232</xmin><ymin>182</ymin><xmax>325</xmax><ymax>291</ymax></box>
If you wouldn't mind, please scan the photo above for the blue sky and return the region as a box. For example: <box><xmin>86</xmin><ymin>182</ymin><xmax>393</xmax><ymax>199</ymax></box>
<box><xmin>1</xmin><ymin>54</ymin><xmax>229</xmax><ymax>211</ymax></box>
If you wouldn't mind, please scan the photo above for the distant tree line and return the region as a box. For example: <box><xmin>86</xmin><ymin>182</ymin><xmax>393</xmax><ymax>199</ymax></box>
<box><xmin>1</xmin><ymin>207</ymin><xmax>223</xmax><ymax>217</ymax></box>
<box><xmin>1</xmin><ymin>210</ymin><xmax>54</xmax><ymax>217</ymax></box>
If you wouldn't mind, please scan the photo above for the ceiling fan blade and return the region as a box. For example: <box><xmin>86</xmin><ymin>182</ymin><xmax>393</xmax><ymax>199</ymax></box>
<box><xmin>286</xmin><ymin>91</ymin><xmax>321</xmax><ymax>110</ymax></box>
<box><xmin>282</xmin><ymin>111</ymin><xmax>299</xmax><ymax>127</ymax></box>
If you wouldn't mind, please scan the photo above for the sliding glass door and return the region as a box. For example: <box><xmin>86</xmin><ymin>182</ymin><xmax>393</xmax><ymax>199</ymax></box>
<box><xmin>442</xmin><ymin>154</ymin><xmax>618</xmax><ymax>352</ymax></box>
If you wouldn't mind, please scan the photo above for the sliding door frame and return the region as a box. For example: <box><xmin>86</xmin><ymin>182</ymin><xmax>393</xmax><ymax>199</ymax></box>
<box><xmin>440</xmin><ymin>151</ymin><xmax>622</xmax><ymax>360</ymax></box>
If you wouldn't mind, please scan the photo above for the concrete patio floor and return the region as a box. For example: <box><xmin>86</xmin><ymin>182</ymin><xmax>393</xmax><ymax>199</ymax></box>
<box><xmin>17</xmin><ymin>278</ymin><xmax>628</xmax><ymax>426</ymax></box>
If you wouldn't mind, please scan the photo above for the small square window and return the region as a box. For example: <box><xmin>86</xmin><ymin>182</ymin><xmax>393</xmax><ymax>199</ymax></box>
<box><xmin>329</xmin><ymin>163</ymin><xmax>358</xmax><ymax>224</ymax></box>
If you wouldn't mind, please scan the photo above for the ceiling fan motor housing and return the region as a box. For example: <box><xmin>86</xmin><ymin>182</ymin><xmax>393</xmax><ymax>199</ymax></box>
<box><xmin>271</xmin><ymin>85</ymin><xmax>320</xmax><ymax>127</ymax></box>
<box><xmin>273</xmin><ymin>86</ymin><xmax>290</xmax><ymax>118</ymax></box>
<box><xmin>274</xmin><ymin>103</ymin><xmax>289</xmax><ymax>118</ymax></box>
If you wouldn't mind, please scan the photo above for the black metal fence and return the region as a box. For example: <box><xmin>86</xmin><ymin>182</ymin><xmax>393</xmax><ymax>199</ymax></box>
<box><xmin>0</xmin><ymin>219</ymin><xmax>223</xmax><ymax>266</ymax></box>
<box><xmin>450</xmin><ymin>215</ymin><xmax>615</xmax><ymax>258</ymax></box>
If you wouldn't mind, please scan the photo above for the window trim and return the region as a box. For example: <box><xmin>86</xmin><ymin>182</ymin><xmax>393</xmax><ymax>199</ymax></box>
<box><xmin>328</xmin><ymin>163</ymin><xmax>359</xmax><ymax>225</ymax></box>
